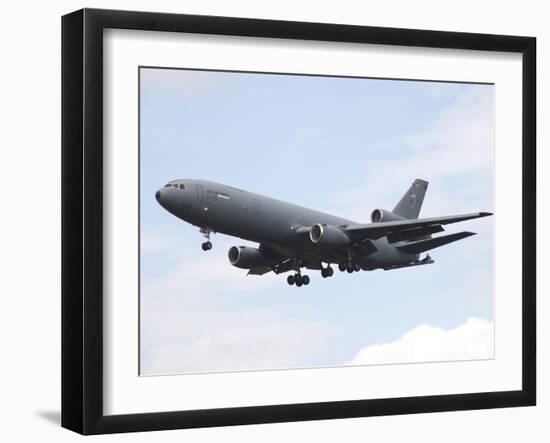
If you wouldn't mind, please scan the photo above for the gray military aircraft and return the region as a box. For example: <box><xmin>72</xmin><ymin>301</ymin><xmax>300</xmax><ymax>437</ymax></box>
<box><xmin>155</xmin><ymin>179</ymin><xmax>492</xmax><ymax>287</ymax></box>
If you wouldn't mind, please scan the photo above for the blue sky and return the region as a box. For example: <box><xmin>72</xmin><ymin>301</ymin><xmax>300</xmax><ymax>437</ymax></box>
<box><xmin>139</xmin><ymin>67</ymin><xmax>495</xmax><ymax>375</ymax></box>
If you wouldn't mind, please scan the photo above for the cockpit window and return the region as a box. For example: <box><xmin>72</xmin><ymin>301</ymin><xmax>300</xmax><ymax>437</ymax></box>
<box><xmin>164</xmin><ymin>183</ymin><xmax>185</xmax><ymax>189</ymax></box>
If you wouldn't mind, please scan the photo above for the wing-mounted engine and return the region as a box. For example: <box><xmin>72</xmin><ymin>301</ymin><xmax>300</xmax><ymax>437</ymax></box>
<box><xmin>228</xmin><ymin>246</ymin><xmax>274</xmax><ymax>269</ymax></box>
<box><xmin>370</xmin><ymin>208</ymin><xmax>405</xmax><ymax>223</ymax></box>
<box><xmin>309</xmin><ymin>224</ymin><xmax>350</xmax><ymax>247</ymax></box>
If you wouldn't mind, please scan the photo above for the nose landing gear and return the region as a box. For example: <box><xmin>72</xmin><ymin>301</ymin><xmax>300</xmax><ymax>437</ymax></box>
<box><xmin>200</xmin><ymin>227</ymin><xmax>213</xmax><ymax>251</ymax></box>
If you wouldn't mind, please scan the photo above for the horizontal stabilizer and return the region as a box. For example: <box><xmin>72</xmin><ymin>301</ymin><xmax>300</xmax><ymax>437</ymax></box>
<box><xmin>396</xmin><ymin>231</ymin><xmax>476</xmax><ymax>254</ymax></box>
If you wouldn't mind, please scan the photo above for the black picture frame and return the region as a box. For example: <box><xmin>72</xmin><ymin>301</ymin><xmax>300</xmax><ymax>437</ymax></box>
<box><xmin>62</xmin><ymin>8</ymin><xmax>536</xmax><ymax>435</ymax></box>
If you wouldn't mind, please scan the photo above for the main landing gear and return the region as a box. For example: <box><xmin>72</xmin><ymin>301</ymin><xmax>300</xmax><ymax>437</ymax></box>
<box><xmin>321</xmin><ymin>266</ymin><xmax>334</xmax><ymax>278</ymax></box>
<box><xmin>286</xmin><ymin>258</ymin><xmax>310</xmax><ymax>288</ymax></box>
<box><xmin>337</xmin><ymin>248</ymin><xmax>361</xmax><ymax>273</ymax></box>
<box><xmin>287</xmin><ymin>273</ymin><xmax>310</xmax><ymax>287</ymax></box>
<box><xmin>200</xmin><ymin>227</ymin><xmax>213</xmax><ymax>251</ymax></box>
<box><xmin>338</xmin><ymin>262</ymin><xmax>361</xmax><ymax>273</ymax></box>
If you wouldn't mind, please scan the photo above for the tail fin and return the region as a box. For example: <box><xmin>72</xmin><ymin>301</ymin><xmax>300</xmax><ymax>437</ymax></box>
<box><xmin>393</xmin><ymin>179</ymin><xmax>428</xmax><ymax>220</ymax></box>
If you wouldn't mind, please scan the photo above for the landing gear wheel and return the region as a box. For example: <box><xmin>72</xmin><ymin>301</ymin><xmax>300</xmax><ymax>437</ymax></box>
<box><xmin>295</xmin><ymin>279</ymin><xmax>303</xmax><ymax>287</ymax></box>
<box><xmin>302</xmin><ymin>275</ymin><xmax>310</xmax><ymax>285</ymax></box>
<box><xmin>200</xmin><ymin>227</ymin><xmax>213</xmax><ymax>251</ymax></box>
<box><xmin>354</xmin><ymin>264</ymin><xmax>361</xmax><ymax>272</ymax></box>
<box><xmin>338</xmin><ymin>263</ymin><xmax>346</xmax><ymax>272</ymax></box>
<box><xmin>346</xmin><ymin>264</ymin><xmax>354</xmax><ymax>273</ymax></box>
<box><xmin>294</xmin><ymin>274</ymin><xmax>303</xmax><ymax>286</ymax></box>
<box><xmin>287</xmin><ymin>275</ymin><xmax>295</xmax><ymax>285</ymax></box>
<box><xmin>321</xmin><ymin>269</ymin><xmax>328</xmax><ymax>278</ymax></box>
<box><xmin>327</xmin><ymin>266</ymin><xmax>334</xmax><ymax>277</ymax></box>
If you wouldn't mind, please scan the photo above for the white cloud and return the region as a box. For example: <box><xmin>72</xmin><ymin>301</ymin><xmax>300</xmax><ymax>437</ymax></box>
<box><xmin>142</xmin><ymin>305</ymin><xmax>334</xmax><ymax>375</ymax></box>
<box><xmin>348</xmin><ymin>317</ymin><xmax>494</xmax><ymax>366</ymax></box>
<box><xmin>140</xmin><ymin>233</ymin><xmax>340</xmax><ymax>375</ymax></box>
<box><xmin>326</xmin><ymin>86</ymin><xmax>494</xmax><ymax>221</ymax></box>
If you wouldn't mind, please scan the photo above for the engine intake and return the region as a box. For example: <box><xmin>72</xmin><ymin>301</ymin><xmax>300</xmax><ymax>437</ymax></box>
<box><xmin>371</xmin><ymin>208</ymin><xmax>405</xmax><ymax>223</ymax></box>
<box><xmin>309</xmin><ymin>224</ymin><xmax>350</xmax><ymax>247</ymax></box>
<box><xmin>228</xmin><ymin>246</ymin><xmax>270</xmax><ymax>269</ymax></box>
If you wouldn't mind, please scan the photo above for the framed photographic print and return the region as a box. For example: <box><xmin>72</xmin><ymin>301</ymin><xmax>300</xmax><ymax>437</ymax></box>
<box><xmin>61</xmin><ymin>8</ymin><xmax>536</xmax><ymax>435</ymax></box>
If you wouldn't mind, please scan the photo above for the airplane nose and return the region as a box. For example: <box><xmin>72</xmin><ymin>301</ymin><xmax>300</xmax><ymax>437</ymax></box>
<box><xmin>155</xmin><ymin>190</ymin><xmax>161</xmax><ymax>200</ymax></box>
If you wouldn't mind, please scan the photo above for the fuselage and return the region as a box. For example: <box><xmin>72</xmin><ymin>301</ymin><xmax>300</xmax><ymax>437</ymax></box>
<box><xmin>155</xmin><ymin>179</ymin><xmax>418</xmax><ymax>267</ymax></box>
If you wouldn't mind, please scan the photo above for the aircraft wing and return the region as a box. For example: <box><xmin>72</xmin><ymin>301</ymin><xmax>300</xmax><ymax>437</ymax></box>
<box><xmin>246</xmin><ymin>254</ymin><xmax>325</xmax><ymax>276</ymax></box>
<box><xmin>343</xmin><ymin>212</ymin><xmax>492</xmax><ymax>241</ymax></box>
<box><xmin>246</xmin><ymin>249</ymin><xmax>293</xmax><ymax>276</ymax></box>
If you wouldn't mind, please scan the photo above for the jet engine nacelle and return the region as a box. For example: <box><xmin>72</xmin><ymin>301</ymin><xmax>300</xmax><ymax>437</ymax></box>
<box><xmin>310</xmin><ymin>224</ymin><xmax>350</xmax><ymax>247</ymax></box>
<box><xmin>370</xmin><ymin>208</ymin><xmax>405</xmax><ymax>223</ymax></box>
<box><xmin>228</xmin><ymin>246</ymin><xmax>269</xmax><ymax>269</ymax></box>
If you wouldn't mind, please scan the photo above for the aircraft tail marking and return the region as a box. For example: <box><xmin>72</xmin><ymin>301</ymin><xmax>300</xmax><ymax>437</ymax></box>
<box><xmin>393</xmin><ymin>178</ymin><xmax>428</xmax><ymax>219</ymax></box>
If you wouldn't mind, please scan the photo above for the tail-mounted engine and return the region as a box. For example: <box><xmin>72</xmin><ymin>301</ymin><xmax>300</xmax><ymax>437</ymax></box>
<box><xmin>370</xmin><ymin>208</ymin><xmax>405</xmax><ymax>223</ymax></box>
